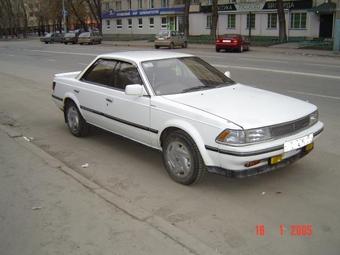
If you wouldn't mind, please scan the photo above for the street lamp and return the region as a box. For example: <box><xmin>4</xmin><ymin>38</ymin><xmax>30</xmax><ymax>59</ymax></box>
<box><xmin>62</xmin><ymin>0</ymin><xmax>67</xmax><ymax>33</ymax></box>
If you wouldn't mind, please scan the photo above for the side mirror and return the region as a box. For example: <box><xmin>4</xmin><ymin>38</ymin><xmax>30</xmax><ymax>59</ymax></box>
<box><xmin>224</xmin><ymin>71</ymin><xmax>231</xmax><ymax>78</ymax></box>
<box><xmin>125</xmin><ymin>84</ymin><xmax>145</xmax><ymax>96</ymax></box>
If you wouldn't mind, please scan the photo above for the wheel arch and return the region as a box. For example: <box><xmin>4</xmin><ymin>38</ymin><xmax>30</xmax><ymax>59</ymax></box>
<box><xmin>62</xmin><ymin>93</ymin><xmax>84</xmax><ymax>123</ymax></box>
<box><xmin>159</xmin><ymin>122</ymin><xmax>214</xmax><ymax>166</ymax></box>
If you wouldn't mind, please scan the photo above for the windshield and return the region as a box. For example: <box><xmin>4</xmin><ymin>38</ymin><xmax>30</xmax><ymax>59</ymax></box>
<box><xmin>158</xmin><ymin>31</ymin><xmax>170</xmax><ymax>37</ymax></box>
<box><xmin>79</xmin><ymin>32</ymin><xmax>90</xmax><ymax>37</ymax></box>
<box><xmin>142</xmin><ymin>57</ymin><xmax>235</xmax><ymax>96</ymax></box>
<box><xmin>44</xmin><ymin>33</ymin><xmax>52</xmax><ymax>38</ymax></box>
<box><xmin>65</xmin><ymin>33</ymin><xmax>75</xmax><ymax>37</ymax></box>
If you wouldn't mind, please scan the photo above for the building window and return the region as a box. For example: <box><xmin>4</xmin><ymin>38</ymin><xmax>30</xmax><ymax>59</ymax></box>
<box><xmin>149</xmin><ymin>17</ymin><xmax>154</xmax><ymax>28</ymax></box>
<box><xmin>207</xmin><ymin>0</ymin><xmax>212</xmax><ymax>4</ymax></box>
<box><xmin>138</xmin><ymin>18</ymin><xmax>143</xmax><ymax>28</ymax></box>
<box><xmin>115</xmin><ymin>1</ymin><xmax>121</xmax><ymax>11</ymax></box>
<box><xmin>106</xmin><ymin>20</ymin><xmax>110</xmax><ymax>29</ymax></box>
<box><xmin>138</xmin><ymin>0</ymin><xmax>142</xmax><ymax>9</ymax></box>
<box><xmin>227</xmin><ymin>14</ymin><xmax>235</xmax><ymax>29</ymax></box>
<box><xmin>161</xmin><ymin>17</ymin><xmax>167</xmax><ymax>29</ymax></box>
<box><xmin>206</xmin><ymin>15</ymin><xmax>212</xmax><ymax>29</ymax></box>
<box><xmin>291</xmin><ymin>13</ymin><xmax>306</xmax><ymax>29</ymax></box>
<box><xmin>267</xmin><ymin>13</ymin><xmax>277</xmax><ymax>29</ymax></box>
<box><xmin>104</xmin><ymin>2</ymin><xmax>110</xmax><ymax>11</ymax></box>
<box><xmin>149</xmin><ymin>0</ymin><xmax>154</xmax><ymax>8</ymax></box>
<box><xmin>116</xmin><ymin>19</ymin><xmax>122</xmax><ymax>29</ymax></box>
<box><xmin>246</xmin><ymin>13</ymin><xmax>255</xmax><ymax>29</ymax></box>
<box><xmin>161</xmin><ymin>0</ymin><xmax>169</xmax><ymax>7</ymax></box>
<box><xmin>128</xmin><ymin>0</ymin><xmax>132</xmax><ymax>9</ymax></box>
<box><xmin>128</xmin><ymin>19</ymin><xmax>132</xmax><ymax>28</ymax></box>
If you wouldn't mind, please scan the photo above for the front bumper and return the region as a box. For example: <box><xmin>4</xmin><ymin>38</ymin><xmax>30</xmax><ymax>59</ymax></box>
<box><xmin>205</xmin><ymin>122</ymin><xmax>324</xmax><ymax>178</ymax></box>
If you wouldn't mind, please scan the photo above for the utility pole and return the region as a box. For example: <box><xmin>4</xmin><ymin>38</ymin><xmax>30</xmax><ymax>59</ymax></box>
<box><xmin>62</xmin><ymin>0</ymin><xmax>67</xmax><ymax>33</ymax></box>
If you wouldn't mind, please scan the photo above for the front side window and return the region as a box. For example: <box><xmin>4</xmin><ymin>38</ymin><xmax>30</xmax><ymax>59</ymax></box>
<box><xmin>115</xmin><ymin>62</ymin><xmax>143</xmax><ymax>90</ymax></box>
<box><xmin>82</xmin><ymin>59</ymin><xmax>117</xmax><ymax>86</ymax></box>
<box><xmin>142</xmin><ymin>57</ymin><xmax>235</xmax><ymax>96</ymax></box>
<box><xmin>267</xmin><ymin>13</ymin><xmax>277</xmax><ymax>29</ymax></box>
<box><xmin>227</xmin><ymin>14</ymin><xmax>236</xmax><ymax>29</ymax></box>
<box><xmin>291</xmin><ymin>13</ymin><xmax>306</xmax><ymax>29</ymax></box>
<box><xmin>246</xmin><ymin>13</ymin><xmax>255</xmax><ymax>29</ymax></box>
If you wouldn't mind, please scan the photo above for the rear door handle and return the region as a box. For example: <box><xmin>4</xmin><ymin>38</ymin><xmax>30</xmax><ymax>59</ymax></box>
<box><xmin>105</xmin><ymin>98</ymin><xmax>113</xmax><ymax>103</ymax></box>
<box><xmin>74</xmin><ymin>89</ymin><xmax>79</xmax><ymax>94</ymax></box>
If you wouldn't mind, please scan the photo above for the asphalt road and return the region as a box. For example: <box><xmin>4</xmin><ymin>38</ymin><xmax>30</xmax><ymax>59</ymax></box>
<box><xmin>1</xmin><ymin>40</ymin><xmax>340</xmax><ymax>255</ymax></box>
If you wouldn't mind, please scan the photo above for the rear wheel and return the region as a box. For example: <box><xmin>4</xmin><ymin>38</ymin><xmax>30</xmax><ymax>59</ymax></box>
<box><xmin>170</xmin><ymin>42</ymin><xmax>174</xmax><ymax>49</ymax></box>
<box><xmin>155</xmin><ymin>45</ymin><xmax>160</xmax><ymax>49</ymax></box>
<box><xmin>182</xmin><ymin>41</ymin><xmax>188</xmax><ymax>48</ymax></box>
<box><xmin>162</xmin><ymin>130</ymin><xmax>206</xmax><ymax>185</ymax></box>
<box><xmin>65</xmin><ymin>101</ymin><xmax>89</xmax><ymax>137</ymax></box>
<box><xmin>215</xmin><ymin>47</ymin><xmax>220</xmax><ymax>52</ymax></box>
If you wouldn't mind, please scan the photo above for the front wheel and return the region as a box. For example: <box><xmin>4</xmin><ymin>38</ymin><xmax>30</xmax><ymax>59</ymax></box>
<box><xmin>162</xmin><ymin>130</ymin><xmax>206</xmax><ymax>185</ymax></box>
<box><xmin>65</xmin><ymin>102</ymin><xmax>89</xmax><ymax>137</ymax></box>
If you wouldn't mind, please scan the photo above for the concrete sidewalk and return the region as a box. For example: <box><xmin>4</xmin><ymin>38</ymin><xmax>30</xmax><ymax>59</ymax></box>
<box><xmin>0</xmin><ymin>126</ymin><xmax>213</xmax><ymax>255</ymax></box>
<box><xmin>102</xmin><ymin>40</ymin><xmax>340</xmax><ymax>58</ymax></box>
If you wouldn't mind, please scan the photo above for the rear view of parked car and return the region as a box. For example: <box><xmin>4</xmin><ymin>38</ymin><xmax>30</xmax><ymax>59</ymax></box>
<box><xmin>40</xmin><ymin>32</ymin><xmax>64</xmax><ymax>44</ymax></box>
<box><xmin>216</xmin><ymin>34</ymin><xmax>250</xmax><ymax>52</ymax></box>
<box><xmin>155</xmin><ymin>30</ymin><xmax>187</xmax><ymax>49</ymax></box>
<box><xmin>63</xmin><ymin>32</ymin><xmax>78</xmax><ymax>44</ymax></box>
<box><xmin>78</xmin><ymin>32</ymin><xmax>102</xmax><ymax>45</ymax></box>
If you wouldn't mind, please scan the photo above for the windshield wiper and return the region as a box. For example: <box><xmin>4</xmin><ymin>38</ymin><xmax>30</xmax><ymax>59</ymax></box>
<box><xmin>181</xmin><ymin>86</ymin><xmax>209</xmax><ymax>93</ymax></box>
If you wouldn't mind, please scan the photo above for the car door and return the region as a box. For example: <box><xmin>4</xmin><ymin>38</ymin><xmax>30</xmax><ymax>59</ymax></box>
<box><xmin>103</xmin><ymin>60</ymin><xmax>152</xmax><ymax>145</ymax></box>
<box><xmin>77</xmin><ymin>58</ymin><xmax>118</xmax><ymax>129</ymax></box>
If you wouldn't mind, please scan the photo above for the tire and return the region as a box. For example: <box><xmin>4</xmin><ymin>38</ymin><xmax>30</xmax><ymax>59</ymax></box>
<box><xmin>155</xmin><ymin>45</ymin><xmax>160</xmax><ymax>49</ymax></box>
<box><xmin>64</xmin><ymin>42</ymin><xmax>67</xmax><ymax>45</ymax></box>
<box><xmin>182</xmin><ymin>41</ymin><xmax>188</xmax><ymax>48</ymax></box>
<box><xmin>44</xmin><ymin>42</ymin><xmax>48</xmax><ymax>44</ymax></box>
<box><xmin>215</xmin><ymin>47</ymin><xmax>220</xmax><ymax>52</ymax></box>
<box><xmin>170</xmin><ymin>42</ymin><xmax>174</xmax><ymax>49</ymax></box>
<box><xmin>65</xmin><ymin>101</ymin><xmax>89</xmax><ymax>137</ymax></box>
<box><xmin>162</xmin><ymin>130</ymin><xmax>206</xmax><ymax>185</ymax></box>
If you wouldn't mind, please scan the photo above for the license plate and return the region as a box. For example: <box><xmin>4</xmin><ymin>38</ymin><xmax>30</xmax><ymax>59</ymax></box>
<box><xmin>284</xmin><ymin>134</ymin><xmax>313</xmax><ymax>152</ymax></box>
<box><xmin>222</xmin><ymin>39</ymin><xmax>231</xmax><ymax>43</ymax></box>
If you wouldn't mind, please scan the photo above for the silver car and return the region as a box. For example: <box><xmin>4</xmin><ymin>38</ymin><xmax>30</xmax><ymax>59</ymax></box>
<box><xmin>154</xmin><ymin>30</ymin><xmax>187</xmax><ymax>49</ymax></box>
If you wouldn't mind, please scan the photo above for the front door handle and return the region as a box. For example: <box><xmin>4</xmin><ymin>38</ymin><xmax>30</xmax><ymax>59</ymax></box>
<box><xmin>105</xmin><ymin>98</ymin><xmax>113</xmax><ymax>103</ymax></box>
<box><xmin>74</xmin><ymin>89</ymin><xmax>80</xmax><ymax>94</ymax></box>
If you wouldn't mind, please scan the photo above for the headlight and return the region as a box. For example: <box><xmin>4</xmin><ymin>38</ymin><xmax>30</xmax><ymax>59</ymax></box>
<box><xmin>216</xmin><ymin>127</ymin><xmax>271</xmax><ymax>145</ymax></box>
<box><xmin>309</xmin><ymin>110</ymin><xmax>318</xmax><ymax>126</ymax></box>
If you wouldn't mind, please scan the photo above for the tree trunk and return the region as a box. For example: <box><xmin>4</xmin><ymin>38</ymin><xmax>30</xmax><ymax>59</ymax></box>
<box><xmin>277</xmin><ymin>0</ymin><xmax>287</xmax><ymax>43</ymax></box>
<box><xmin>211</xmin><ymin>0</ymin><xmax>218</xmax><ymax>40</ymax></box>
<box><xmin>183</xmin><ymin>0</ymin><xmax>190</xmax><ymax>37</ymax></box>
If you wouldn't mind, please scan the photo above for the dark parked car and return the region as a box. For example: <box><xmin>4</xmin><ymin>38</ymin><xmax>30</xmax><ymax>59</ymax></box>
<box><xmin>215</xmin><ymin>34</ymin><xmax>250</xmax><ymax>52</ymax></box>
<box><xmin>63</xmin><ymin>32</ymin><xmax>79</xmax><ymax>44</ymax></box>
<box><xmin>40</xmin><ymin>32</ymin><xmax>64</xmax><ymax>44</ymax></box>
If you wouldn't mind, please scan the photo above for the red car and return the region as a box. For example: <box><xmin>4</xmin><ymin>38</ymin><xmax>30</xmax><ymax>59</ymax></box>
<box><xmin>215</xmin><ymin>34</ymin><xmax>250</xmax><ymax>53</ymax></box>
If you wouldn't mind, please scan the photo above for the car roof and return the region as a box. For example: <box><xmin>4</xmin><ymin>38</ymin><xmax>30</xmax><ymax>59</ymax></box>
<box><xmin>97</xmin><ymin>51</ymin><xmax>193</xmax><ymax>63</ymax></box>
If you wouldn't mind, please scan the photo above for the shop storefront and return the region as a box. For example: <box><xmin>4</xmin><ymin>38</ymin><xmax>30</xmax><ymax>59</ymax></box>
<box><xmin>190</xmin><ymin>0</ymin><xmax>322</xmax><ymax>39</ymax></box>
<box><xmin>102</xmin><ymin>7</ymin><xmax>184</xmax><ymax>36</ymax></box>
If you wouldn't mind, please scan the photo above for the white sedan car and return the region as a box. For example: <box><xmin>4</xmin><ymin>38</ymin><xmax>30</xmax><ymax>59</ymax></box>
<box><xmin>52</xmin><ymin>51</ymin><xmax>323</xmax><ymax>185</ymax></box>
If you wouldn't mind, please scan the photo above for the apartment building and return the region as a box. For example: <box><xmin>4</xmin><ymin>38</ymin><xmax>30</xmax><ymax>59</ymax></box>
<box><xmin>102</xmin><ymin>0</ymin><xmax>338</xmax><ymax>39</ymax></box>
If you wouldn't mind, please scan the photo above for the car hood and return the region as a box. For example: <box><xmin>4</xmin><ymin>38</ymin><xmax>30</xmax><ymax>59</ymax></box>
<box><xmin>162</xmin><ymin>84</ymin><xmax>316</xmax><ymax>129</ymax></box>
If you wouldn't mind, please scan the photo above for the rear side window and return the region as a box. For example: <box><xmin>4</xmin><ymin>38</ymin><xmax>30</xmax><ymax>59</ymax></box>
<box><xmin>82</xmin><ymin>59</ymin><xmax>117</xmax><ymax>86</ymax></box>
<box><xmin>114</xmin><ymin>61</ymin><xmax>143</xmax><ymax>90</ymax></box>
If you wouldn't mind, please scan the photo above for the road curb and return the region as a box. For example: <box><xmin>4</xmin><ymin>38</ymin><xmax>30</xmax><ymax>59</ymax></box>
<box><xmin>0</xmin><ymin>124</ymin><xmax>222</xmax><ymax>255</ymax></box>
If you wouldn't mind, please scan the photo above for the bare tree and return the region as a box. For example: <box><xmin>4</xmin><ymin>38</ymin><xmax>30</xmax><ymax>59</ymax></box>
<box><xmin>183</xmin><ymin>0</ymin><xmax>190</xmax><ymax>37</ymax></box>
<box><xmin>277</xmin><ymin>0</ymin><xmax>287</xmax><ymax>43</ymax></box>
<box><xmin>211</xmin><ymin>0</ymin><xmax>218</xmax><ymax>40</ymax></box>
<box><xmin>85</xmin><ymin>0</ymin><xmax>102</xmax><ymax>33</ymax></box>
